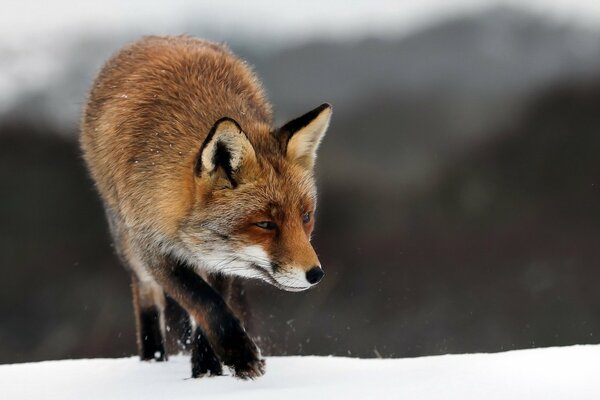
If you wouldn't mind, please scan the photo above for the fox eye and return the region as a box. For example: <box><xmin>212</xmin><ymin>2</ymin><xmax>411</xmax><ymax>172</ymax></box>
<box><xmin>255</xmin><ymin>221</ymin><xmax>277</xmax><ymax>230</ymax></box>
<box><xmin>302</xmin><ymin>212</ymin><xmax>311</xmax><ymax>224</ymax></box>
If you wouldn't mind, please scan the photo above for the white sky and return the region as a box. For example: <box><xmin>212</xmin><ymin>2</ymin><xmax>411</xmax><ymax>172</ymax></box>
<box><xmin>2</xmin><ymin>0</ymin><xmax>600</xmax><ymax>45</ymax></box>
<box><xmin>2</xmin><ymin>0</ymin><xmax>600</xmax><ymax>127</ymax></box>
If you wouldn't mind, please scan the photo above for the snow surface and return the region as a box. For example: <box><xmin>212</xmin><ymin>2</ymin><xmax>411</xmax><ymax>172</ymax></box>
<box><xmin>1</xmin><ymin>345</ymin><xmax>598</xmax><ymax>400</ymax></box>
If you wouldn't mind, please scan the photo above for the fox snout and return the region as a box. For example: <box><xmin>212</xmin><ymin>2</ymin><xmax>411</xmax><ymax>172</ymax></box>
<box><xmin>271</xmin><ymin>263</ymin><xmax>324</xmax><ymax>292</ymax></box>
<box><xmin>254</xmin><ymin>240</ymin><xmax>324</xmax><ymax>291</ymax></box>
<box><xmin>273</xmin><ymin>239</ymin><xmax>324</xmax><ymax>291</ymax></box>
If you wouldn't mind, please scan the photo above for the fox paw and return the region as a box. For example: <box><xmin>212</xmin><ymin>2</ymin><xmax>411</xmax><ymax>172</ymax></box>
<box><xmin>218</xmin><ymin>325</ymin><xmax>266</xmax><ymax>379</ymax></box>
<box><xmin>191</xmin><ymin>329</ymin><xmax>223</xmax><ymax>378</ymax></box>
<box><xmin>232</xmin><ymin>357</ymin><xmax>265</xmax><ymax>380</ymax></box>
<box><xmin>224</xmin><ymin>339</ymin><xmax>266</xmax><ymax>379</ymax></box>
<box><xmin>192</xmin><ymin>358</ymin><xmax>223</xmax><ymax>378</ymax></box>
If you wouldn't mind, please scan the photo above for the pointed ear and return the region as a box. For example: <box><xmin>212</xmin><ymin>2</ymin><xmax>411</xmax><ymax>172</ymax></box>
<box><xmin>278</xmin><ymin>103</ymin><xmax>332</xmax><ymax>170</ymax></box>
<box><xmin>195</xmin><ymin>117</ymin><xmax>256</xmax><ymax>187</ymax></box>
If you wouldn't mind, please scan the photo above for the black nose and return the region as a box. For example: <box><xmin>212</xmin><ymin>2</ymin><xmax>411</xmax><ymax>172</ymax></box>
<box><xmin>306</xmin><ymin>266</ymin><xmax>324</xmax><ymax>285</ymax></box>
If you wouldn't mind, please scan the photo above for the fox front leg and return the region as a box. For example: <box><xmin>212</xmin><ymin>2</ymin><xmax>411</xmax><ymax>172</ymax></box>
<box><xmin>191</xmin><ymin>327</ymin><xmax>223</xmax><ymax>377</ymax></box>
<box><xmin>152</xmin><ymin>258</ymin><xmax>265</xmax><ymax>379</ymax></box>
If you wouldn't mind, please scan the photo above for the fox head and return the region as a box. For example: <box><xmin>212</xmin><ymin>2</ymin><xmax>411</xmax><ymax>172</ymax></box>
<box><xmin>179</xmin><ymin>104</ymin><xmax>332</xmax><ymax>291</ymax></box>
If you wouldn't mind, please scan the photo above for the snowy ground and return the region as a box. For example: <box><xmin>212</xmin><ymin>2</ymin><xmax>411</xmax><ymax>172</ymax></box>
<box><xmin>1</xmin><ymin>345</ymin><xmax>598</xmax><ymax>399</ymax></box>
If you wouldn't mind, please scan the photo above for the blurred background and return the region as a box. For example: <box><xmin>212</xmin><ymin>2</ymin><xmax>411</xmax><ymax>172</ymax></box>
<box><xmin>2</xmin><ymin>0</ymin><xmax>600</xmax><ymax>363</ymax></box>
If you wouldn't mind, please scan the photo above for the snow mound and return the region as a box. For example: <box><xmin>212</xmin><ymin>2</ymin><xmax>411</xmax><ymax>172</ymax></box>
<box><xmin>1</xmin><ymin>345</ymin><xmax>598</xmax><ymax>399</ymax></box>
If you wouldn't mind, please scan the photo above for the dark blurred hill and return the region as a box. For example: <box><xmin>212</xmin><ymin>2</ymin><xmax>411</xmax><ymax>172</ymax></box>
<box><xmin>0</xmin><ymin>124</ymin><xmax>134</xmax><ymax>362</ymax></box>
<box><xmin>414</xmin><ymin>80</ymin><xmax>600</xmax><ymax>229</ymax></box>
<box><xmin>1</xmin><ymin>8</ymin><xmax>600</xmax><ymax>362</ymax></box>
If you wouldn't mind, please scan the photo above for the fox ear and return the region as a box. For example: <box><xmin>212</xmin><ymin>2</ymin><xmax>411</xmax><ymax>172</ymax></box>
<box><xmin>278</xmin><ymin>103</ymin><xmax>332</xmax><ymax>170</ymax></box>
<box><xmin>196</xmin><ymin>117</ymin><xmax>256</xmax><ymax>187</ymax></box>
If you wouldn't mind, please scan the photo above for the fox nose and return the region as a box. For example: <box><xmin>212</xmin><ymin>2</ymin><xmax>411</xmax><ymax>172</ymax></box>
<box><xmin>306</xmin><ymin>266</ymin><xmax>324</xmax><ymax>285</ymax></box>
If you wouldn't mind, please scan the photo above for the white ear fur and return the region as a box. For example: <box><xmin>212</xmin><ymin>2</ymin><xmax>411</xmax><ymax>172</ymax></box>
<box><xmin>199</xmin><ymin>118</ymin><xmax>255</xmax><ymax>179</ymax></box>
<box><xmin>285</xmin><ymin>104</ymin><xmax>332</xmax><ymax>170</ymax></box>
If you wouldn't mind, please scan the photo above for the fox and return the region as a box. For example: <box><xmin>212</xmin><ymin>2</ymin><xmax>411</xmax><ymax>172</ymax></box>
<box><xmin>80</xmin><ymin>36</ymin><xmax>331</xmax><ymax>379</ymax></box>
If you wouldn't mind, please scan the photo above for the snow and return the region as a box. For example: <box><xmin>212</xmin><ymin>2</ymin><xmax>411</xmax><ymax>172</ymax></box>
<box><xmin>1</xmin><ymin>345</ymin><xmax>598</xmax><ymax>399</ymax></box>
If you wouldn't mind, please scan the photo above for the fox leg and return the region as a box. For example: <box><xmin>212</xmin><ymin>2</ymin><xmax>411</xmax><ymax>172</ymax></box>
<box><xmin>163</xmin><ymin>287</ymin><xmax>224</xmax><ymax>379</ymax></box>
<box><xmin>150</xmin><ymin>258</ymin><xmax>264</xmax><ymax>379</ymax></box>
<box><xmin>191</xmin><ymin>327</ymin><xmax>223</xmax><ymax>377</ymax></box>
<box><xmin>165</xmin><ymin>294</ymin><xmax>224</xmax><ymax>377</ymax></box>
<box><xmin>164</xmin><ymin>295</ymin><xmax>194</xmax><ymax>352</ymax></box>
<box><xmin>163</xmin><ymin>275</ymin><xmax>236</xmax><ymax>376</ymax></box>
<box><xmin>188</xmin><ymin>274</ymin><xmax>231</xmax><ymax>377</ymax></box>
<box><xmin>104</xmin><ymin>206</ymin><xmax>168</xmax><ymax>361</ymax></box>
<box><xmin>131</xmin><ymin>277</ymin><xmax>168</xmax><ymax>361</ymax></box>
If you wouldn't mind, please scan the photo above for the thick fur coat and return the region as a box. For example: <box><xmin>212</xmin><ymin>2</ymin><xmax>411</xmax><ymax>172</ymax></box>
<box><xmin>80</xmin><ymin>36</ymin><xmax>331</xmax><ymax>378</ymax></box>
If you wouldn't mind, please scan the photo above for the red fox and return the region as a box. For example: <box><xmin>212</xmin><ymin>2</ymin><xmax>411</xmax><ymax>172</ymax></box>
<box><xmin>80</xmin><ymin>36</ymin><xmax>331</xmax><ymax>379</ymax></box>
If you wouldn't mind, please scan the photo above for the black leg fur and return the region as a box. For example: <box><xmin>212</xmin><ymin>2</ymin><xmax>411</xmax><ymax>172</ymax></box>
<box><xmin>191</xmin><ymin>327</ymin><xmax>223</xmax><ymax>377</ymax></box>
<box><xmin>152</xmin><ymin>259</ymin><xmax>265</xmax><ymax>379</ymax></box>
<box><xmin>165</xmin><ymin>295</ymin><xmax>193</xmax><ymax>352</ymax></box>
<box><xmin>139</xmin><ymin>306</ymin><xmax>167</xmax><ymax>361</ymax></box>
